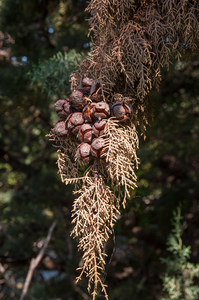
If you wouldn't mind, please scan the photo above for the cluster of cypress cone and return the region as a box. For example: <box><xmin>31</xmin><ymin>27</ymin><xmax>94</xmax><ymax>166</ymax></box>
<box><xmin>53</xmin><ymin>78</ymin><xmax>131</xmax><ymax>163</ymax></box>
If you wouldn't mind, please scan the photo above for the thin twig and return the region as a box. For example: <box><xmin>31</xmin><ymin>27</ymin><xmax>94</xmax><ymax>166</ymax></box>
<box><xmin>19</xmin><ymin>220</ymin><xmax>57</xmax><ymax>300</ymax></box>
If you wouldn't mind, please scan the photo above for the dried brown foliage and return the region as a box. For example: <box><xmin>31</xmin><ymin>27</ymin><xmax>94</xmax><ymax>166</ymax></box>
<box><xmin>71</xmin><ymin>174</ymin><xmax>120</xmax><ymax>300</ymax></box>
<box><xmin>52</xmin><ymin>1</ymin><xmax>199</xmax><ymax>299</ymax></box>
<box><xmin>71</xmin><ymin>0</ymin><xmax>199</xmax><ymax>129</ymax></box>
<box><xmin>103</xmin><ymin>119</ymin><xmax>139</xmax><ymax>208</ymax></box>
<box><xmin>51</xmin><ymin>118</ymin><xmax>139</xmax><ymax>299</ymax></box>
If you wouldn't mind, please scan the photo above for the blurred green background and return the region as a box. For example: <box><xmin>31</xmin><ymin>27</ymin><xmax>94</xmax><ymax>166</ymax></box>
<box><xmin>0</xmin><ymin>0</ymin><xmax>199</xmax><ymax>299</ymax></box>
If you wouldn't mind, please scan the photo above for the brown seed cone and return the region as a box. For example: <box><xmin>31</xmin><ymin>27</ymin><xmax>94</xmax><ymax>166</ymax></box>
<box><xmin>77</xmin><ymin>123</ymin><xmax>93</xmax><ymax>143</ymax></box>
<box><xmin>111</xmin><ymin>102</ymin><xmax>132</xmax><ymax>122</ymax></box>
<box><xmin>92</xmin><ymin>120</ymin><xmax>106</xmax><ymax>137</ymax></box>
<box><xmin>63</xmin><ymin>101</ymin><xmax>73</xmax><ymax>114</ymax></box>
<box><xmin>90</xmin><ymin>81</ymin><xmax>101</xmax><ymax>95</ymax></box>
<box><xmin>92</xmin><ymin>101</ymin><xmax>110</xmax><ymax>120</ymax></box>
<box><xmin>55</xmin><ymin>99</ymin><xmax>66</xmax><ymax>112</ymax></box>
<box><xmin>55</xmin><ymin>99</ymin><xmax>72</xmax><ymax>119</ymax></box>
<box><xmin>69</xmin><ymin>88</ymin><xmax>89</xmax><ymax>110</ymax></box>
<box><xmin>66</xmin><ymin>112</ymin><xmax>85</xmax><ymax>135</ymax></box>
<box><xmin>82</xmin><ymin>77</ymin><xmax>94</xmax><ymax>88</ymax></box>
<box><xmin>82</xmin><ymin>103</ymin><xmax>97</xmax><ymax>123</ymax></box>
<box><xmin>90</xmin><ymin>89</ymin><xmax>103</xmax><ymax>102</ymax></box>
<box><xmin>76</xmin><ymin>142</ymin><xmax>92</xmax><ymax>164</ymax></box>
<box><xmin>91</xmin><ymin>137</ymin><xmax>107</xmax><ymax>158</ymax></box>
<box><xmin>53</xmin><ymin>120</ymin><xmax>68</xmax><ymax>137</ymax></box>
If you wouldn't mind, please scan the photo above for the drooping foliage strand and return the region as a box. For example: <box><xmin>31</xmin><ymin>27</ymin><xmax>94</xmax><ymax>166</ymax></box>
<box><xmin>71</xmin><ymin>174</ymin><xmax>120</xmax><ymax>300</ymax></box>
<box><xmin>51</xmin><ymin>82</ymin><xmax>140</xmax><ymax>299</ymax></box>
<box><xmin>62</xmin><ymin>1</ymin><xmax>199</xmax><ymax>298</ymax></box>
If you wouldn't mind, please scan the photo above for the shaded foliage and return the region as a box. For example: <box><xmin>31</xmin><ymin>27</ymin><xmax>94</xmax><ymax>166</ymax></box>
<box><xmin>160</xmin><ymin>207</ymin><xmax>199</xmax><ymax>300</ymax></box>
<box><xmin>30</xmin><ymin>51</ymin><xmax>86</xmax><ymax>99</ymax></box>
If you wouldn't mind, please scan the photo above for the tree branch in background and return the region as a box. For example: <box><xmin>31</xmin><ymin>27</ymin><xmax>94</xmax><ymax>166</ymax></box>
<box><xmin>19</xmin><ymin>220</ymin><xmax>57</xmax><ymax>300</ymax></box>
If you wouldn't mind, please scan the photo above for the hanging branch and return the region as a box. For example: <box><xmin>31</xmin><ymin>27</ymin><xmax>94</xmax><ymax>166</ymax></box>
<box><xmin>50</xmin><ymin>1</ymin><xmax>199</xmax><ymax>299</ymax></box>
<box><xmin>19</xmin><ymin>221</ymin><xmax>57</xmax><ymax>300</ymax></box>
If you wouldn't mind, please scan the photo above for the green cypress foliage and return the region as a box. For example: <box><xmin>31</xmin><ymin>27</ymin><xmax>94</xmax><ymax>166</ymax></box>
<box><xmin>161</xmin><ymin>207</ymin><xmax>199</xmax><ymax>300</ymax></box>
<box><xmin>29</xmin><ymin>51</ymin><xmax>86</xmax><ymax>99</ymax></box>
